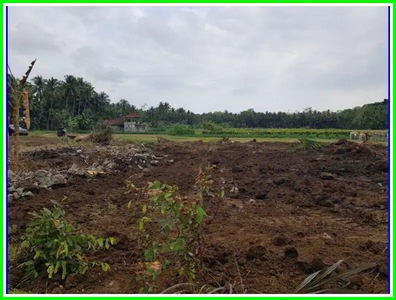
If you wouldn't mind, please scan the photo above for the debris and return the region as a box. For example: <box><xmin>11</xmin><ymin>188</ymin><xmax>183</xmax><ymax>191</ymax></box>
<box><xmin>319</xmin><ymin>172</ymin><xmax>336</xmax><ymax>180</ymax></box>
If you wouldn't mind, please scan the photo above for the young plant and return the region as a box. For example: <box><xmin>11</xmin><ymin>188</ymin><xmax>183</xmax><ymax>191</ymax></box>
<box><xmin>21</xmin><ymin>200</ymin><xmax>114</xmax><ymax>280</ymax></box>
<box><xmin>196</xmin><ymin>165</ymin><xmax>215</xmax><ymax>198</ymax></box>
<box><xmin>133</xmin><ymin>180</ymin><xmax>206</xmax><ymax>292</ymax></box>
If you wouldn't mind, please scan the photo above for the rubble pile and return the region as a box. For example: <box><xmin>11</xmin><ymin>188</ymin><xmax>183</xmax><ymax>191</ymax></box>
<box><xmin>7</xmin><ymin>143</ymin><xmax>171</xmax><ymax>203</ymax></box>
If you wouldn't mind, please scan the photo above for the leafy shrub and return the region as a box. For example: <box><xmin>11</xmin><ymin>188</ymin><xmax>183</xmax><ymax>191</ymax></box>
<box><xmin>166</xmin><ymin>124</ymin><xmax>195</xmax><ymax>136</ymax></box>
<box><xmin>203</xmin><ymin>121</ymin><xmax>224</xmax><ymax>132</ymax></box>
<box><xmin>21</xmin><ymin>200</ymin><xmax>114</xmax><ymax>280</ymax></box>
<box><xmin>66</xmin><ymin>116</ymin><xmax>79</xmax><ymax>133</ymax></box>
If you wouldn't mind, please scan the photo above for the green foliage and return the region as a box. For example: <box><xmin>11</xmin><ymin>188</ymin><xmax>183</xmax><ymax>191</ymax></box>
<box><xmin>21</xmin><ymin>200</ymin><xmax>114</xmax><ymax>280</ymax></box>
<box><xmin>11</xmin><ymin>71</ymin><xmax>387</xmax><ymax>132</ymax></box>
<box><xmin>166</xmin><ymin>124</ymin><xmax>195</xmax><ymax>136</ymax></box>
<box><xmin>203</xmin><ymin>121</ymin><xmax>224</xmax><ymax>132</ymax></box>
<box><xmin>128</xmin><ymin>180</ymin><xmax>207</xmax><ymax>293</ymax></box>
<box><xmin>66</xmin><ymin>116</ymin><xmax>79</xmax><ymax>132</ymax></box>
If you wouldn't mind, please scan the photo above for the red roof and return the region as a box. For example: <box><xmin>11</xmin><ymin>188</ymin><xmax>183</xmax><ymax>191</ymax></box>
<box><xmin>105</xmin><ymin>117</ymin><xmax>124</xmax><ymax>126</ymax></box>
<box><xmin>124</xmin><ymin>113</ymin><xmax>140</xmax><ymax>118</ymax></box>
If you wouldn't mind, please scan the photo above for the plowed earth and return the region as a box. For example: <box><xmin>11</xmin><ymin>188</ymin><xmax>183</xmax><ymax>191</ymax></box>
<box><xmin>8</xmin><ymin>137</ymin><xmax>389</xmax><ymax>294</ymax></box>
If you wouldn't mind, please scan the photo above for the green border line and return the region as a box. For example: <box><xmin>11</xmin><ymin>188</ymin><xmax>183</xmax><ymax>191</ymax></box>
<box><xmin>1</xmin><ymin>2</ymin><xmax>393</xmax><ymax>299</ymax></box>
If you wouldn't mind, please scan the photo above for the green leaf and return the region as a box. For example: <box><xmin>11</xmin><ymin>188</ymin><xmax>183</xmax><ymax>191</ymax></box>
<box><xmin>144</xmin><ymin>249</ymin><xmax>156</xmax><ymax>262</ymax></box>
<box><xmin>33</xmin><ymin>251</ymin><xmax>41</xmax><ymax>260</ymax></box>
<box><xmin>43</xmin><ymin>208</ymin><xmax>51</xmax><ymax>214</ymax></box>
<box><xmin>20</xmin><ymin>240</ymin><xmax>30</xmax><ymax>248</ymax></box>
<box><xmin>128</xmin><ymin>201</ymin><xmax>132</xmax><ymax>209</ymax></box>
<box><xmin>61</xmin><ymin>261</ymin><xmax>67</xmax><ymax>280</ymax></box>
<box><xmin>196</xmin><ymin>204</ymin><xmax>205</xmax><ymax>224</ymax></box>
<box><xmin>220</xmin><ymin>190</ymin><xmax>225</xmax><ymax>198</ymax></box>
<box><xmin>142</xmin><ymin>205</ymin><xmax>147</xmax><ymax>213</ymax></box>
<box><xmin>47</xmin><ymin>265</ymin><xmax>54</xmax><ymax>279</ymax></box>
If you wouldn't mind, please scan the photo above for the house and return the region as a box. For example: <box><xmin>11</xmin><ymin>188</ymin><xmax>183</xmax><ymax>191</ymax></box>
<box><xmin>105</xmin><ymin>113</ymin><xmax>147</xmax><ymax>133</ymax></box>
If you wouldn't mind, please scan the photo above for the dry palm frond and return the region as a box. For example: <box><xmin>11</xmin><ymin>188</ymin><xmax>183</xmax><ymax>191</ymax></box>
<box><xmin>297</xmin><ymin>138</ymin><xmax>325</xmax><ymax>150</ymax></box>
<box><xmin>22</xmin><ymin>89</ymin><xmax>30</xmax><ymax>130</ymax></box>
<box><xmin>294</xmin><ymin>260</ymin><xmax>377</xmax><ymax>294</ymax></box>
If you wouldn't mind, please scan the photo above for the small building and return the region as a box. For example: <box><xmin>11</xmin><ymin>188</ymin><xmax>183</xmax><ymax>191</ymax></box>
<box><xmin>105</xmin><ymin>113</ymin><xmax>147</xmax><ymax>133</ymax></box>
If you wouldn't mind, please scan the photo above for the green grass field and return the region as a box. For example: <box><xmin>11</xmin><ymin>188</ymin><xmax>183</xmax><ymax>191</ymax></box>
<box><xmin>26</xmin><ymin>129</ymin><xmax>388</xmax><ymax>145</ymax></box>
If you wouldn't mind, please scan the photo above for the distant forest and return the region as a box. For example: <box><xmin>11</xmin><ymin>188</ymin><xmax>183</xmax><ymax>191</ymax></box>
<box><xmin>8</xmin><ymin>74</ymin><xmax>388</xmax><ymax>131</ymax></box>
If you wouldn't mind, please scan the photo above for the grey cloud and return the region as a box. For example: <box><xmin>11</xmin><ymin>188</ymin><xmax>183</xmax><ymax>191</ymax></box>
<box><xmin>8</xmin><ymin>5</ymin><xmax>388</xmax><ymax>113</ymax></box>
<box><xmin>9</xmin><ymin>22</ymin><xmax>61</xmax><ymax>54</ymax></box>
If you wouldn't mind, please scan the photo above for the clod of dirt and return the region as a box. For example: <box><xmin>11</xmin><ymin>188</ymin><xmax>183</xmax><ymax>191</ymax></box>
<box><xmin>65</xmin><ymin>274</ymin><xmax>80</xmax><ymax>289</ymax></box>
<box><xmin>232</xmin><ymin>165</ymin><xmax>244</xmax><ymax>173</ymax></box>
<box><xmin>255</xmin><ymin>191</ymin><xmax>267</xmax><ymax>200</ymax></box>
<box><xmin>237</xmin><ymin>257</ymin><xmax>246</xmax><ymax>266</ymax></box>
<box><xmin>51</xmin><ymin>287</ymin><xmax>62</xmax><ymax>294</ymax></box>
<box><xmin>365</xmin><ymin>161</ymin><xmax>388</xmax><ymax>173</ymax></box>
<box><xmin>246</xmin><ymin>245</ymin><xmax>268</xmax><ymax>260</ymax></box>
<box><xmin>310</xmin><ymin>257</ymin><xmax>326</xmax><ymax>272</ymax></box>
<box><xmin>335</xmin><ymin>139</ymin><xmax>349</xmax><ymax>145</ymax></box>
<box><xmin>360</xmin><ymin>240</ymin><xmax>385</xmax><ymax>255</ymax></box>
<box><xmin>107</xmin><ymin>232</ymin><xmax>129</xmax><ymax>251</ymax></box>
<box><xmin>24</xmin><ymin>186</ymin><xmax>40</xmax><ymax>194</ymax></box>
<box><xmin>319</xmin><ymin>172</ymin><xmax>336</xmax><ymax>180</ymax></box>
<box><xmin>315</xmin><ymin>195</ymin><xmax>334</xmax><ymax>207</ymax></box>
<box><xmin>272</xmin><ymin>235</ymin><xmax>288</xmax><ymax>247</ymax></box>
<box><xmin>284</xmin><ymin>246</ymin><xmax>298</xmax><ymax>259</ymax></box>
<box><xmin>273</xmin><ymin>178</ymin><xmax>286</xmax><ymax>186</ymax></box>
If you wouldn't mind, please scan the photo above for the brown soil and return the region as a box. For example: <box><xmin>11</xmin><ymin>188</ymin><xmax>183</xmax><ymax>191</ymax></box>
<box><xmin>8</xmin><ymin>138</ymin><xmax>389</xmax><ymax>294</ymax></box>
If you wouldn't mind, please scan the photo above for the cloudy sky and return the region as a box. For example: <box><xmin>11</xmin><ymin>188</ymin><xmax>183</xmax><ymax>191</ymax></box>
<box><xmin>8</xmin><ymin>5</ymin><xmax>388</xmax><ymax>113</ymax></box>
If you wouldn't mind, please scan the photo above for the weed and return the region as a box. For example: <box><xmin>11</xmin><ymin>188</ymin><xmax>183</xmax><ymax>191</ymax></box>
<box><xmin>21</xmin><ymin>200</ymin><xmax>114</xmax><ymax>280</ymax></box>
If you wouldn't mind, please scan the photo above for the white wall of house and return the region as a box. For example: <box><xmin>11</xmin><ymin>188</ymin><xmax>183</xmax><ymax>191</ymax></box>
<box><xmin>124</xmin><ymin>122</ymin><xmax>147</xmax><ymax>133</ymax></box>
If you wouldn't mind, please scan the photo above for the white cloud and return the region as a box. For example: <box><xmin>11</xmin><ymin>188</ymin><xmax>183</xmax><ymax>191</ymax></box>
<box><xmin>8</xmin><ymin>5</ymin><xmax>388</xmax><ymax>113</ymax></box>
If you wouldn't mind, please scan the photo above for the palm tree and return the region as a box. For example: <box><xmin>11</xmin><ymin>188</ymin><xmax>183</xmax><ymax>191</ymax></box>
<box><xmin>45</xmin><ymin>77</ymin><xmax>60</xmax><ymax>130</ymax></box>
<box><xmin>32</xmin><ymin>76</ymin><xmax>46</xmax><ymax>105</ymax></box>
<box><xmin>62</xmin><ymin>75</ymin><xmax>78</xmax><ymax>114</ymax></box>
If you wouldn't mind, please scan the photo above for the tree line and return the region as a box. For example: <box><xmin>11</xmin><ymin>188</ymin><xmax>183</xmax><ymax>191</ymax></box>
<box><xmin>7</xmin><ymin>74</ymin><xmax>388</xmax><ymax>131</ymax></box>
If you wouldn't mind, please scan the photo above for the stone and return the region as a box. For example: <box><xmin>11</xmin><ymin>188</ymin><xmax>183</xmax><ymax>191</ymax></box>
<box><xmin>150</xmin><ymin>160</ymin><xmax>159</xmax><ymax>166</ymax></box>
<box><xmin>320</xmin><ymin>172</ymin><xmax>336</xmax><ymax>180</ymax></box>
<box><xmin>12</xmin><ymin>192</ymin><xmax>19</xmax><ymax>200</ymax></box>
<box><xmin>8</xmin><ymin>170</ymin><xmax>15</xmax><ymax>177</ymax></box>
<box><xmin>142</xmin><ymin>168</ymin><xmax>150</xmax><ymax>173</ymax></box>
<box><xmin>35</xmin><ymin>169</ymin><xmax>49</xmax><ymax>177</ymax></box>
<box><xmin>50</xmin><ymin>174</ymin><xmax>67</xmax><ymax>187</ymax></box>
<box><xmin>107</xmin><ymin>162</ymin><xmax>117</xmax><ymax>169</ymax></box>
<box><xmin>168</xmin><ymin>160</ymin><xmax>174</xmax><ymax>163</ymax></box>
<box><xmin>22</xmin><ymin>191</ymin><xmax>35</xmax><ymax>198</ymax></box>
<box><xmin>16</xmin><ymin>188</ymin><xmax>24</xmax><ymax>196</ymax></box>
